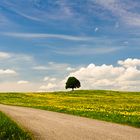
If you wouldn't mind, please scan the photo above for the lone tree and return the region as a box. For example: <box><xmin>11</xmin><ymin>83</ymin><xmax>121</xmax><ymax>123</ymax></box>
<box><xmin>65</xmin><ymin>77</ymin><xmax>81</xmax><ymax>91</ymax></box>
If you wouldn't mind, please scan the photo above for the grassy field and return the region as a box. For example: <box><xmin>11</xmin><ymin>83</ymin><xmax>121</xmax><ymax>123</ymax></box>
<box><xmin>0</xmin><ymin>90</ymin><xmax>140</xmax><ymax>128</ymax></box>
<box><xmin>0</xmin><ymin>111</ymin><xmax>32</xmax><ymax>140</ymax></box>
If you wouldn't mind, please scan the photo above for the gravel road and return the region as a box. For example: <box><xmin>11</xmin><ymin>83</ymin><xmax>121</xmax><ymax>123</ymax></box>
<box><xmin>0</xmin><ymin>104</ymin><xmax>140</xmax><ymax>140</ymax></box>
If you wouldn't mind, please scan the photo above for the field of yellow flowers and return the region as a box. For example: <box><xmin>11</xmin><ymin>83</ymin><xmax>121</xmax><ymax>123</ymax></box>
<box><xmin>0</xmin><ymin>90</ymin><xmax>140</xmax><ymax>127</ymax></box>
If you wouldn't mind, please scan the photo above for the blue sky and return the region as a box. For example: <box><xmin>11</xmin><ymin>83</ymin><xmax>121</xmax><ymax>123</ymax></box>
<box><xmin>0</xmin><ymin>0</ymin><xmax>140</xmax><ymax>91</ymax></box>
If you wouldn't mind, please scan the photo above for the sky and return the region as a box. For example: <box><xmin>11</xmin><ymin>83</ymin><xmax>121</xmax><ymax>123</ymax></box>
<box><xmin>0</xmin><ymin>0</ymin><xmax>140</xmax><ymax>91</ymax></box>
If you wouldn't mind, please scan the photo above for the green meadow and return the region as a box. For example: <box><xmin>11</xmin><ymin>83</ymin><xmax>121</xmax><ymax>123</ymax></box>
<box><xmin>0</xmin><ymin>90</ymin><xmax>140</xmax><ymax>128</ymax></box>
<box><xmin>0</xmin><ymin>111</ymin><xmax>32</xmax><ymax>140</ymax></box>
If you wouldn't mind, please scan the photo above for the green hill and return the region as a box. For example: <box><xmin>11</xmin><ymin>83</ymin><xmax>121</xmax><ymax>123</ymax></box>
<box><xmin>0</xmin><ymin>90</ymin><xmax>140</xmax><ymax>127</ymax></box>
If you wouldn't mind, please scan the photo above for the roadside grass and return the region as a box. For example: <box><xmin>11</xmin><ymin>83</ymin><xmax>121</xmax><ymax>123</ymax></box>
<box><xmin>0</xmin><ymin>111</ymin><xmax>32</xmax><ymax>140</ymax></box>
<box><xmin>0</xmin><ymin>90</ymin><xmax>140</xmax><ymax>128</ymax></box>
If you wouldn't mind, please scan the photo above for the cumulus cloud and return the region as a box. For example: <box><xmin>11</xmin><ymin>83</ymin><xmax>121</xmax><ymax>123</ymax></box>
<box><xmin>0</xmin><ymin>69</ymin><xmax>17</xmax><ymax>75</ymax></box>
<box><xmin>66</xmin><ymin>67</ymin><xmax>75</xmax><ymax>71</ymax></box>
<box><xmin>0</xmin><ymin>52</ymin><xmax>11</xmax><ymax>59</ymax></box>
<box><xmin>50</xmin><ymin>78</ymin><xmax>56</xmax><ymax>81</ymax></box>
<box><xmin>66</xmin><ymin>58</ymin><xmax>140</xmax><ymax>91</ymax></box>
<box><xmin>39</xmin><ymin>83</ymin><xmax>57</xmax><ymax>91</ymax></box>
<box><xmin>44</xmin><ymin>58</ymin><xmax>140</xmax><ymax>91</ymax></box>
<box><xmin>17</xmin><ymin>80</ymin><xmax>29</xmax><ymax>84</ymax></box>
<box><xmin>43</xmin><ymin>77</ymin><xmax>56</xmax><ymax>82</ymax></box>
<box><xmin>43</xmin><ymin>77</ymin><xmax>49</xmax><ymax>81</ymax></box>
<box><xmin>4</xmin><ymin>57</ymin><xmax>138</xmax><ymax>92</ymax></box>
<box><xmin>118</xmin><ymin>58</ymin><xmax>140</xmax><ymax>68</ymax></box>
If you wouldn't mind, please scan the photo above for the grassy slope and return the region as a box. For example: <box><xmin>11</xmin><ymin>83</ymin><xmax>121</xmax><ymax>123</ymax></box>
<box><xmin>0</xmin><ymin>90</ymin><xmax>140</xmax><ymax>128</ymax></box>
<box><xmin>0</xmin><ymin>111</ymin><xmax>32</xmax><ymax>140</ymax></box>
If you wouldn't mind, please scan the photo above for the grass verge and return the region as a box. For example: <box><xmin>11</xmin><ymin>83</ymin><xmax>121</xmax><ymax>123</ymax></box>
<box><xmin>0</xmin><ymin>111</ymin><xmax>32</xmax><ymax>140</ymax></box>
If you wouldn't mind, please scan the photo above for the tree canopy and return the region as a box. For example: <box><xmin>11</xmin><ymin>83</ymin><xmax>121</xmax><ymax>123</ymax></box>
<box><xmin>65</xmin><ymin>77</ymin><xmax>81</xmax><ymax>90</ymax></box>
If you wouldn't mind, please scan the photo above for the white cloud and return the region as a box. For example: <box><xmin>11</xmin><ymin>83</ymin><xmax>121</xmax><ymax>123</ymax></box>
<box><xmin>0</xmin><ymin>51</ymin><xmax>28</xmax><ymax>62</ymax></box>
<box><xmin>118</xmin><ymin>58</ymin><xmax>140</xmax><ymax>68</ymax></box>
<box><xmin>43</xmin><ymin>77</ymin><xmax>49</xmax><ymax>81</ymax></box>
<box><xmin>39</xmin><ymin>83</ymin><xmax>57</xmax><ymax>91</ymax></box>
<box><xmin>0</xmin><ymin>52</ymin><xmax>11</xmax><ymax>59</ymax></box>
<box><xmin>46</xmin><ymin>62</ymin><xmax>70</xmax><ymax>71</ymax></box>
<box><xmin>17</xmin><ymin>80</ymin><xmax>29</xmax><ymax>84</ymax></box>
<box><xmin>0</xmin><ymin>69</ymin><xmax>17</xmax><ymax>75</ymax></box>
<box><xmin>117</xmin><ymin>67</ymin><xmax>140</xmax><ymax>81</ymax></box>
<box><xmin>38</xmin><ymin>58</ymin><xmax>140</xmax><ymax>91</ymax></box>
<box><xmin>3</xmin><ymin>32</ymin><xmax>93</xmax><ymax>41</ymax></box>
<box><xmin>33</xmin><ymin>66</ymin><xmax>48</xmax><ymax>70</ymax></box>
<box><xmin>53</xmin><ymin>46</ymin><xmax>122</xmax><ymax>55</ymax></box>
<box><xmin>43</xmin><ymin>77</ymin><xmax>56</xmax><ymax>82</ymax></box>
<box><xmin>1</xmin><ymin>0</ymin><xmax>75</xmax><ymax>22</ymax></box>
<box><xmin>94</xmin><ymin>27</ymin><xmax>99</xmax><ymax>32</ymax></box>
<box><xmin>63</xmin><ymin>58</ymin><xmax>140</xmax><ymax>91</ymax></box>
<box><xmin>50</xmin><ymin>78</ymin><xmax>56</xmax><ymax>82</ymax></box>
<box><xmin>1</xmin><ymin>57</ymin><xmax>140</xmax><ymax>92</ymax></box>
<box><xmin>66</xmin><ymin>67</ymin><xmax>75</xmax><ymax>71</ymax></box>
<box><xmin>95</xmin><ymin>0</ymin><xmax>140</xmax><ymax>26</ymax></box>
<box><xmin>0</xmin><ymin>52</ymin><xmax>37</xmax><ymax>82</ymax></box>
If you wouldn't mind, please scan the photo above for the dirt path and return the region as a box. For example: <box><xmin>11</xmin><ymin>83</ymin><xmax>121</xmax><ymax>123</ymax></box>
<box><xmin>0</xmin><ymin>104</ymin><xmax>140</xmax><ymax>140</ymax></box>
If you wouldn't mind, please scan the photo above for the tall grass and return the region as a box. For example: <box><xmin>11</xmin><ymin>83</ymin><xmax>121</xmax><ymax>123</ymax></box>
<box><xmin>0</xmin><ymin>111</ymin><xmax>32</xmax><ymax>140</ymax></box>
